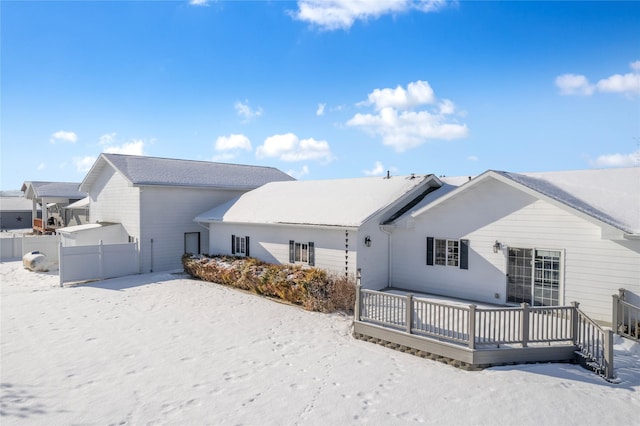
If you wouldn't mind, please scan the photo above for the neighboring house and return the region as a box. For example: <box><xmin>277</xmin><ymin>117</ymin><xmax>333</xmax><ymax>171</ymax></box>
<box><xmin>79</xmin><ymin>153</ymin><xmax>295</xmax><ymax>273</ymax></box>
<box><xmin>63</xmin><ymin>196</ymin><xmax>90</xmax><ymax>227</ymax></box>
<box><xmin>0</xmin><ymin>195</ymin><xmax>40</xmax><ymax>230</ymax></box>
<box><xmin>20</xmin><ymin>181</ymin><xmax>86</xmax><ymax>233</ymax></box>
<box><xmin>388</xmin><ymin>167</ymin><xmax>640</xmax><ymax>325</ymax></box>
<box><xmin>194</xmin><ymin>174</ymin><xmax>444</xmax><ymax>289</ymax></box>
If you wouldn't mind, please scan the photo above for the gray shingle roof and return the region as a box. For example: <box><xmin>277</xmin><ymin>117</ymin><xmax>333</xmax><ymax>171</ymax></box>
<box><xmin>21</xmin><ymin>181</ymin><xmax>85</xmax><ymax>199</ymax></box>
<box><xmin>83</xmin><ymin>153</ymin><xmax>294</xmax><ymax>190</ymax></box>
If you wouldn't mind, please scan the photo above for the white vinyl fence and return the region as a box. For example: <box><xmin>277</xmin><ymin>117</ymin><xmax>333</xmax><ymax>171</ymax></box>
<box><xmin>59</xmin><ymin>241</ymin><xmax>139</xmax><ymax>286</ymax></box>
<box><xmin>0</xmin><ymin>234</ymin><xmax>60</xmax><ymax>262</ymax></box>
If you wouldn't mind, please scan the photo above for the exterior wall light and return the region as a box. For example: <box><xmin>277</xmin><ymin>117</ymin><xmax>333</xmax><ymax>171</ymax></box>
<box><xmin>364</xmin><ymin>236</ymin><xmax>372</xmax><ymax>247</ymax></box>
<box><xmin>493</xmin><ymin>240</ymin><xmax>502</xmax><ymax>253</ymax></box>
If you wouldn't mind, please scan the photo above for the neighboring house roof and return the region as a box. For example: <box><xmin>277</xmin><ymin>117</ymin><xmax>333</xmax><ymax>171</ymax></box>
<box><xmin>0</xmin><ymin>196</ymin><xmax>39</xmax><ymax>212</ymax></box>
<box><xmin>409</xmin><ymin>167</ymin><xmax>640</xmax><ymax>236</ymax></box>
<box><xmin>80</xmin><ymin>153</ymin><xmax>295</xmax><ymax>192</ymax></box>
<box><xmin>195</xmin><ymin>174</ymin><xmax>443</xmax><ymax>228</ymax></box>
<box><xmin>20</xmin><ymin>181</ymin><xmax>85</xmax><ymax>200</ymax></box>
<box><xmin>64</xmin><ymin>197</ymin><xmax>90</xmax><ymax>210</ymax></box>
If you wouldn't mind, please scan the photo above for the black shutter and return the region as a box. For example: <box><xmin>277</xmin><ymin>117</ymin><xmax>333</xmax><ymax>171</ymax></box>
<box><xmin>245</xmin><ymin>236</ymin><xmax>250</xmax><ymax>257</ymax></box>
<box><xmin>460</xmin><ymin>239</ymin><xmax>469</xmax><ymax>270</ymax></box>
<box><xmin>231</xmin><ymin>235</ymin><xmax>236</xmax><ymax>254</ymax></box>
<box><xmin>426</xmin><ymin>237</ymin><xmax>434</xmax><ymax>265</ymax></box>
<box><xmin>308</xmin><ymin>242</ymin><xmax>315</xmax><ymax>266</ymax></box>
<box><xmin>289</xmin><ymin>240</ymin><xmax>295</xmax><ymax>263</ymax></box>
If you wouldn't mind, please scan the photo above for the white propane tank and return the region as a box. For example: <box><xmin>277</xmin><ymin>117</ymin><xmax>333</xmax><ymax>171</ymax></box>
<box><xmin>22</xmin><ymin>251</ymin><xmax>49</xmax><ymax>272</ymax></box>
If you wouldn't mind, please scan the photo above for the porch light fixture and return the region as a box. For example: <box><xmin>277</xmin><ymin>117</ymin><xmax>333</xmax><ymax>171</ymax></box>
<box><xmin>364</xmin><ymin>236</ymin><xmax>372</xmax><ymax>247</ymax></box>
<box><xmin>493</xmin><ymin>240</ymin><xmax>502</xmax><ymax>253</ymax></box>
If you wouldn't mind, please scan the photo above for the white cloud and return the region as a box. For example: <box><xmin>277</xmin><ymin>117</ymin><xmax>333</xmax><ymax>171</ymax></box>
<box><xmin>596</xmin><ymin>72</ymin><xmax>640</xmax><ymax>95</ymax></box>
<box><xmin>364</xmin><ymin>80</ymin><xmax>436</xmax><ymax>110</ymax></box>
<box><xmin>37</xmin><ymin>163</ymin><xmax>45</xmax><ymax>171</ymax></box>
<box><xmin>286</xmin><ymin>165</ymin><xmax>310</xmax><ymax>179</ymax></box>
<box><xmin>556</xmin><ymin>60</ymin><xmax>640</xmax><ymax>96</ymax></box>
<box><xmin>234</xmin><ymin>100</ymin><xmax>263</xmax><ymax>122</ymax></box>
<box><xmin>215</xmin><ymin>134</ymin><xmax>252</xmax><ymax>152</ymax></box>
<box><xmin>292</xmin><ymin>0</ymin><xmax>447</xmax><ymax>31</ymax></box>
<box><xmin>467</xmin><ymin>155</ymin><xmax>478</xmax><ymax>162</ymax></box>
<box><xmin>363</xmin><ymin>161</ymin><xmax>385</xmax><ymax>176</ymax></box>
<box><xmin>99</xmin><ymin>133</ymin><xmax>117</xmax><ymax>146</ymax></box>
<box><xmin>316</xmin><ymin>103</ymin><xmax>326</xmax><ymax>116</ymax></box>
<box><xmin>50</xmin><ymin>130</ymin><xmax>78</xmax><ymax>144</ymax></box>
<box><xmin>256</xmin><ymin>133</ymin><xmax>333</xmax><ymax>162</ymax></box>
<box><xmin>348</xmin><ymin>81</ymin><xmax>468</xmax><ymax>152</ymax></box>
<box><xmin>104</xmin><ymin>140</ymin><xmax>146</xmax><ymax>156</ymax></box>
<box><xmin>189</xmin><ymin>0</ymin><xmax>209</xmax><ymax>6</ymax></box>
<box><xmin>555</xmin><ymin>74</ymin><xmax>594</xmax><ymax>96</ymax></box>
<box><xmin>74</xmin><ymin>156</ymin><xmax>97</xmax><ymax>173</ymax></box>
<box><xmin>591</xmin><ymin>150</ymin><xmax>640</xmax><ymax>168</ymax></box>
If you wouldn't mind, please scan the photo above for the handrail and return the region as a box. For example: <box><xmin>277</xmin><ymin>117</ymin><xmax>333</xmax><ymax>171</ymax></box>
<box><xmin>613</xmin><ymin>289</ymin><xmax>640</xmax><ymax>342</ymax></box>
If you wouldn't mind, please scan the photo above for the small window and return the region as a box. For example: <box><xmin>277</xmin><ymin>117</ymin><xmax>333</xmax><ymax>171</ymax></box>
<box><xmin>427</xmin><ymin>237</ymin><xmax>468</xmax><ymax>270</ymax></box>
<box><xmin>289</xmin><ymin>240</ymin><xmax>315</xmax><ymax>266</ymax></box>
<box><xmin>231</xmin><ymin>235</ymin><xmax>250</xmax><ymax>256</ymax></box>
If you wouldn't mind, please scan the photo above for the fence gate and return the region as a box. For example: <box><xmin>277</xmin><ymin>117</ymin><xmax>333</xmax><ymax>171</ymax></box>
<box><xmin>59</xmin><ymin>240</ymin><xmax>139</xmax><ymax>286</ymax></box>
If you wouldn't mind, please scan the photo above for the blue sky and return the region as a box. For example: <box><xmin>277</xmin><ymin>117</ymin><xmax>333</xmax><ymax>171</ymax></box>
<box><xmin>1</xmin><ymin>0</ymin><xmax>639</xmax><ymax>190</ymax></box>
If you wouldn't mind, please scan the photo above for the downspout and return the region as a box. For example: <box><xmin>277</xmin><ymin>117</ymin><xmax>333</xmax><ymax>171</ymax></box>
<box><xmin>380</xmin><ymin>224</ymin><xmax>394</xmax><ymax>288</ymax></box>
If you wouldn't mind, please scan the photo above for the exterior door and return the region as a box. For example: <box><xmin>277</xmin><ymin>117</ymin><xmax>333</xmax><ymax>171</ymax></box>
<box><xmin>507</xmin><ymin>247</ymin><xmax>562</xmax><ymax>306</ymax></box>
<box><xmin>184</xmin><ymin>232</ymin><xmax>200</xmax><ymax>255</ymax></box>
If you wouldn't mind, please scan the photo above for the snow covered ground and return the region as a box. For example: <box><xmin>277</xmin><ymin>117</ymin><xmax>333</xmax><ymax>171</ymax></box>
<box><xmin>1</xmin><ymin>259</ymin><xmax>639</xmax><ymax>425</ymax></box>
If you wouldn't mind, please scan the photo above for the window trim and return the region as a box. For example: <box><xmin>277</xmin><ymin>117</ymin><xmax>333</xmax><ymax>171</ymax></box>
<box><xmin>231</xmin><ymin>235</ymin><xmax>250</xmax><ymax>257</ymax></box>
<box><xmin>426</xmin><ymin>236</ymin><xmax>468</xmax><ymax>270</ymax></box>
<box><xmin>289</xmin><ymin>240</ymin><xmax>315</xmax><ymax>266</ymax></box>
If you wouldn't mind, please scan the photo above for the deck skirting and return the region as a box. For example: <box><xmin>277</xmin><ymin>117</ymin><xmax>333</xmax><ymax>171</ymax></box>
<box><xmin>354</xmin><ymin>320</ymin><xmax>577</xmax><ymax>370</ymax></box>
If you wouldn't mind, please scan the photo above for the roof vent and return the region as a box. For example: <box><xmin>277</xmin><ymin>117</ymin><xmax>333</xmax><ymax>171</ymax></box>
<box><xmin>385</xmin><ymin>170</ymin><xmax>390</xmax><ymax>179</ymax></box>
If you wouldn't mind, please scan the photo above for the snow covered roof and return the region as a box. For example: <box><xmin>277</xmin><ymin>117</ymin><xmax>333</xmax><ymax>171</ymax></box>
<box><xmin>195</xmin><ymin>174</ymin><xmax>442</xmax><ymax>228</ymax></box>
<box><xmin>20</xmin><ymin>181</ymin><xmax>85</xmax><ymax>200</ymax></box>
<box><xmin>410</xmin><ymin>167</ymin><xmax>640</xmax><ymax>236</ymax></box>
<box><xmin>64</xmin><ymin>196</ymin><xmax>90</xmax><ymax>210</ymax></box>
<box><xmin>80</xmin><ymin>153</ymin><xmax>294</xmax><ymax>192</ymax></box>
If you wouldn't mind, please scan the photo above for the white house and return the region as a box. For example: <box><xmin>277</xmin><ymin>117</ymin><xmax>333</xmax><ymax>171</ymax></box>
<box><xmin>79</xmin><ymin>153</ymin><xmax>294</xmax><ymax>273</ymax></box>
<box><xmin>194</xmin><ymin>174</ymin><xmax>444</xmax><ymax>288</ymax></box>
<box><xmin>388</xmin><ymin>167</ymin><xmax>640</xmax><ymax>325</ymax></box>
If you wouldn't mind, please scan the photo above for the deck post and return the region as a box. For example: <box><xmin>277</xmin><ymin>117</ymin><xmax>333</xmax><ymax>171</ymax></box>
<box><xmin>468</xmin><ymin>304</ymin><xmax>476</xmax><ymax>349</ymax></box>
<box><xmin>604</xmin><ymin>329</ymin><xmax>615</xmax><ymax>380</ymax></box>
<box><xmin>354</xmin><ymin>284</ymin><xmax>362</xmax><ymax>321</ymax></box>
<box><xmin>612</xmin><ymin>294</ymin><xmax>620</xmax><ymax>334</ymax></box>
<box><xmin>521</xmin><ymin>303</ymin><xmax>529</xmax><ymax>348</ymax></box>
<box><xmin>571</xmin><ymin>301</ymin><xmax>580</xmax><ymax>344</ymax></box>
<box><xmin>405</xmin><ymin>294</ymin><xmax>413</xmax><ymax>334</ymax></box>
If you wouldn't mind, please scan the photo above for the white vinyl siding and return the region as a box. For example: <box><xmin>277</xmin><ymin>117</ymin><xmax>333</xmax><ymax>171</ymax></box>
<box><xmin>391</xmin><ymin>177</ymin><xmax>640</xmax><ymax>324</ymax></box>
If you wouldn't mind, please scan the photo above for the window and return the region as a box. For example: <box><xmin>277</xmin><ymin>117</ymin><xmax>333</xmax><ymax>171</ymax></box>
<box><xmin>289</xmin><ymin>240</ymin><xmax>315</xmax><ymax>266</ymax></box>
<box><xmin>427</xmin><ymin>237</ymin><xmax>468</xmax><ymax>269</ymax></box>
<box><xmin>231</xmin><ymin>235</ymin><xmax>250</xmax><ymax>256</ymax></box>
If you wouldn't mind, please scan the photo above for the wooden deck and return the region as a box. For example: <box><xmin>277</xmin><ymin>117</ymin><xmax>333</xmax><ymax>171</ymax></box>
<box><xmin>354</xmin><ymin>286</ymin><xmax>614</xmax><ymax>379</ymax></box>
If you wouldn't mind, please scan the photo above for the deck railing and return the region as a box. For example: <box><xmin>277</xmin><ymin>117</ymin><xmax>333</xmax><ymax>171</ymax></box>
<box><xmin>355</xmin><ymin>286</ymin><xmax>614</xmax><ymax>380</ymax></box>
<box><xmin>613</xmin><ymin>289</ymin><xmax>640</xmax><ymax>342</ymax></box>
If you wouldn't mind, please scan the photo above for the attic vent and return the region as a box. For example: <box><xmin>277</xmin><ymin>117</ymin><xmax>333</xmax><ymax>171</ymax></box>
<box><xmin>385</xmin><ymin>170</ymin><xmax>390</xmax><ymax>179</ymax></box>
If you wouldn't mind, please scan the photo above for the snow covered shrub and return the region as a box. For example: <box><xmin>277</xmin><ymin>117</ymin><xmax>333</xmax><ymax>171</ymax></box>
<box><xmin>182</xmin><ymin>254</ymin><xmax>356</xmax><ymax>314</ymax></box>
